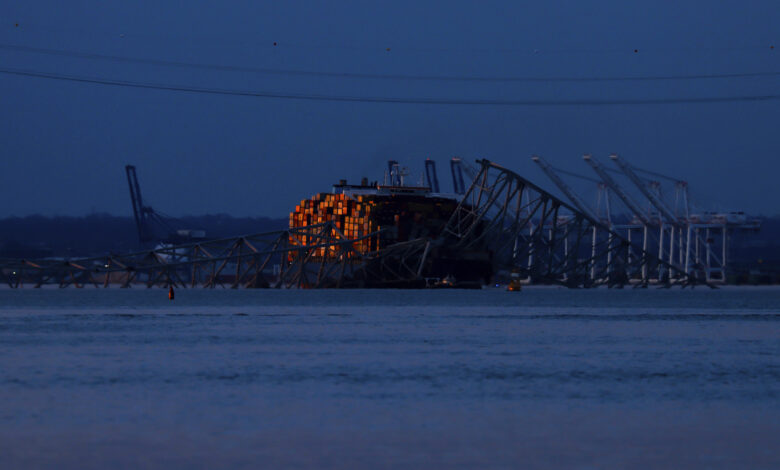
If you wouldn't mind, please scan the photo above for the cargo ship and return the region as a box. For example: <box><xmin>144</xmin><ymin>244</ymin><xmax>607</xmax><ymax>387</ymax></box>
<box><xmin>288</xmin><ymin>162</ymin><xmax>493</xmax><ymax>287</ymax></box>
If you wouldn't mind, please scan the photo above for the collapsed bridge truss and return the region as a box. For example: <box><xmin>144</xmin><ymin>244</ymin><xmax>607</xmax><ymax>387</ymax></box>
<box><xmin>442</xmin><ymin>160</ymin><xmax>697</xmax><ymax>287</ymax></box>
<box><xmin>1</xmin><ymin>160</ymin><xmax>701</xmax><ymax>289</ymax></box>
<box><xmin>1</xmin><ymin>222</ymin><xmax>387</xmax><ymax>289</ymax></box>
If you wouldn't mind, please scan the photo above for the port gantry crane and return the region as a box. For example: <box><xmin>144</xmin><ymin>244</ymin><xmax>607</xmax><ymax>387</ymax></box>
<box><xmin>450</xmin><ymin>157</ymin><xmax>468</xmax><ymax>195</ymax></box>
<box><xmin>584</xmin><ymin>154</ymin><xmax>723</xmax><ymax>283</ymax></box>
<box><xmin>531</xmin><ymin>155</ymin><xmax>605</xmax><ymax>281</ymax></box>
<box><xmin>424</xmin><ymin>158</ymin><xmax>441</xmax><ymax>193</ymax></box>
<box><xmin>607</xmin><ymin>154</ymin><xmax>688</xmax><ymax>280</ymax></box>
<box><xmin>580</xmin><ymin>154</ymin><xmax>673</xmax><ymax>282</ymax></box>
<box><xmin>125</xmin><ymin>165</ymin><xmax>171</xmax><ymax>244</ymax></box>
<box><xmin>608</xmin><ymin>155</ymin><xmax>731</xmax><ymax>282</ymax></box>
<box><xmin>125</xmin><ymin>165</ymin><xmax>207</xmax><ymax>247</ymax></box>
<box><xmin>667</xmin><ymin>177</ymin><xmax>729</xmax><ymax>282</ymax></box>
<box><xmin>532</xmin><ymin>155</ymin><xmax>647</xmax><ymax>282</ymax></box>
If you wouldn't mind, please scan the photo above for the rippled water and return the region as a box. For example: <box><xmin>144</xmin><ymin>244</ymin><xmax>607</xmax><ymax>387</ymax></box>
<box><xmin>1</xmin><ymin>287</ymin><xmax>779</xmax><ymax>469</ymax></box>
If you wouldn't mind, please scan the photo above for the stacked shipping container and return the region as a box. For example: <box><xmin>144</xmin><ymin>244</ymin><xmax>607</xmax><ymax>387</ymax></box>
<box><xmin>289</xmin><ymin>189</ymin><xmax>461</xmax><ymax>264</ymax></box>
<box><xmin>289</xmin><ymin>193</ymin><xmax>380</xmax><ymax>258</ymax></box>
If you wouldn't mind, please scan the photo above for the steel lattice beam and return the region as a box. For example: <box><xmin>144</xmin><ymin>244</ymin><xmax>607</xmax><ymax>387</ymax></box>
<box><xmin>441</xmin><ymin>159</ymin><xmax>702</xmax><ymax>287</ymax></box>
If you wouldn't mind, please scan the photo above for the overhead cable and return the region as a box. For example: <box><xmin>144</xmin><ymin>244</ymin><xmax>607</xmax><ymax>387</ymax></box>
<box><xmin>1</xmin><ymin>43</ymin><xmax>779</xmax><ymax>83</ymax></box>
<box><xmin>2</xmin><ymin>67</ymin><xmax>779</xmax><ymax>106</ymax></box>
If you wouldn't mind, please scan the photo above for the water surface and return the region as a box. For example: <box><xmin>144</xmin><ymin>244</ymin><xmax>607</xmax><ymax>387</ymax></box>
<box><xmin>1</xmin><ymin>287</ymin><xmax>778</xmax><ymax>469</ymax></box>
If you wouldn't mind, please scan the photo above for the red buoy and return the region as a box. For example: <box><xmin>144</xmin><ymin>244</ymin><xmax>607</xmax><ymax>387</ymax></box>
<box><xmin>168</xmin><ymin>286</ymin><xmax>175</xmax><ymax>300</ymax></box>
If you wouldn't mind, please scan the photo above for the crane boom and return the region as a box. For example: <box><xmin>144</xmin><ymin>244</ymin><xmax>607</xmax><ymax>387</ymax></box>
<box><xmin>609</xmin><ymin>154</ymin><xmax>680</xmax><ymax>224</ymax></box>
<box><xmin>125</xmin><ymin>165</ymin><xmax>153</xmax><ymax>243</ymax></box>
<box><xmin>424</xmin><ymin>158</ymin><xmax>440</xmax><ymax>192</ymax></box>
<box><xmin>450</xmin><ymin>157</ymin><xmax>466</xmax><ymax>194</ymax></box>
<box><xmin>582</xmin><ymin>154</ymin><xmax>651</xmax><ymax>225</ymax></box>
<box><xmin>531</xmin><ymin>155</ymin><xmax>600</xmax><ymax>221</ymax></box>
<box><xmin>124</xmin><ymin>164</ymin><xmax>205</xmax><ymax>245</ymax></box>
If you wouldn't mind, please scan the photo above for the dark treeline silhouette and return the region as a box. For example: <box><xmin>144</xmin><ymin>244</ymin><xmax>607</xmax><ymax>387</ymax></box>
<box><xmin>0</xmin><ymin>214</ymin><xmax>287</xmax><ymax>258</ymax></box>
<box><xmin>728</xmin><ymin>217</ymin><xmax>780</xmax><ymax>283</ymax></box>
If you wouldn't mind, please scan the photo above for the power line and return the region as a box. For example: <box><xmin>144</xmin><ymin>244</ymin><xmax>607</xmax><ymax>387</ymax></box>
<box><xmin>2</xmin><ymin>67</ymin><xmax>779</xmax><ymax>106</ymax></box>
<box><xmin>1</xmin><ymin>43</ymin><xmax>779</xmax><ymax>83</ymax></box>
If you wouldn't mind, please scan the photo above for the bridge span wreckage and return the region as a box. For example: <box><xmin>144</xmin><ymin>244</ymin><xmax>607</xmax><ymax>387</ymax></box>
<box><xmin>3</xmin><ymin>157</ymin><xmax>757</xmax><ymax>289</ymax></box>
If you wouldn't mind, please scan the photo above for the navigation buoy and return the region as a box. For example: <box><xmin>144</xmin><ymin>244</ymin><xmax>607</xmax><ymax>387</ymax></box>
<box><xmin>168</xmin><ymin>286</ymin><xmax>175</xmax><ymax>300</ymax></box>
<box><xmin>507</xmin><ymin>269</ymin><xmax>522</xmax><ymax>292</ymax></box>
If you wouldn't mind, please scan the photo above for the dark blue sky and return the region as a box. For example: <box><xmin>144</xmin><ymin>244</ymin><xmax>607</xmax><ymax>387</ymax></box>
<box><xmin>1</xmin><ymin>1</ymin><xmax>778</xmax><ymax>217</ymax></box>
